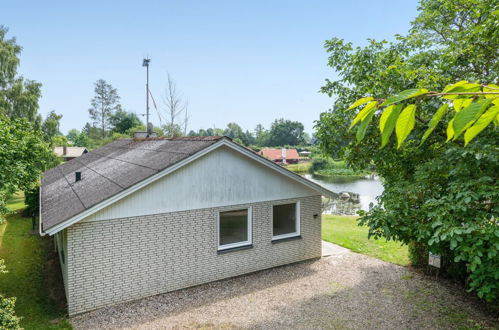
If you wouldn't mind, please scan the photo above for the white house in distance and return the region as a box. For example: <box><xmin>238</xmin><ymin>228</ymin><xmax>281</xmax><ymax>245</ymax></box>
<box><xmin>53</xmin><ymin>146</ymin><xmax>88</xmax><ymax>161</ymax></box>
<box><xmin>40</xmin><ymin>136</ymin><xmax>334</xmax><ymax>315</ymax></box>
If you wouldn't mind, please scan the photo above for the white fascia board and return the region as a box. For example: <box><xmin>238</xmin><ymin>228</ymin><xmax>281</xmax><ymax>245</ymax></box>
<box><xmin>43</xmin><ymin>138</ymin><xmax>334</xmax><ymax>236</ymax></box>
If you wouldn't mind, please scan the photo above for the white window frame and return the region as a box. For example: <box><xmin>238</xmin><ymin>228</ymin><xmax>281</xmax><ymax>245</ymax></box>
<box><xmin>272</xmin><ymin>200</ymin><xmax>301</xmax><ymax>240</ymax></box>
<box><xmin>217</xmin><ymin>207</ymin><xmax>252</xmax><ymax>251</ymax></box>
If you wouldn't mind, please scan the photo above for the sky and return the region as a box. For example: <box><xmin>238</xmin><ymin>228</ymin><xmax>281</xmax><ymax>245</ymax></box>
<box><xmin>2</xmin><ymin>1</ymin><xmax>419</xmax><ymax>135</ymax></box>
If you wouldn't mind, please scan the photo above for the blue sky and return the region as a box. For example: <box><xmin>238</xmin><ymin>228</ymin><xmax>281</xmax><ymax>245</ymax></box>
<box><xmin>2</xmin><ymin>1</ymin><xmax>419</xmax><ymax>134</ymax></box>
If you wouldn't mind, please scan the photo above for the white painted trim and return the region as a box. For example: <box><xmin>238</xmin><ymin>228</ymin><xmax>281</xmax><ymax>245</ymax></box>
<box><xmin>216</xmin><ymin>206</ymin><xmax>252</xmax><ymax>251</ymax></box>
<box><xmin>271</xmin><ymin>200</ymin><xmax>301</xmax><ymax>240</ymax></box>
<box><xmin>43</xmin><ymin>138</ymin><xmax>334</xmax><ymax>235</ymax></box>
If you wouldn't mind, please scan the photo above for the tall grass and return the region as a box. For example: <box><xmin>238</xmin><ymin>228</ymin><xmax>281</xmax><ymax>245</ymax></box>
<box><xmin>311</xmin><ymin>158</ymin><xmax>371</xmax><ymax>176</ymax></box>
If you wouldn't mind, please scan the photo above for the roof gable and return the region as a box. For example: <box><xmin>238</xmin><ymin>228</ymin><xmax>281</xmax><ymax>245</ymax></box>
<box><xmin>41</xmin><ymin>137</ymin><xmax>333</xmax><ymax>235</ymax></box>
<box><xmin>82</xmin><ymin>146</ymin><xmax>319</xmax><ymax>223</ymax></box>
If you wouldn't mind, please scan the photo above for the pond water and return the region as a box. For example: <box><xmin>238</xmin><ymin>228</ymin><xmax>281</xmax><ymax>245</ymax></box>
<box><xmin>303</xmin><ymin>174</ymin><xmax>384</xmax><ymax>215</ymax></box>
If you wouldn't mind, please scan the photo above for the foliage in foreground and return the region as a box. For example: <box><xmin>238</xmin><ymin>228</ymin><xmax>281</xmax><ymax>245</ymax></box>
<box><xmin>348</xmin><ymin>82</ymin><xmax>498</xmax><ymax>148</ymax></box>
<box><xmin>315</xmin><ymin>0</ymin><xmax>499</xmax><ymax>302</ymax></box>
<box><xmin>0</xmin><ymin>262</ymin><xmax>21</xmax><ymax>330</ymax></box>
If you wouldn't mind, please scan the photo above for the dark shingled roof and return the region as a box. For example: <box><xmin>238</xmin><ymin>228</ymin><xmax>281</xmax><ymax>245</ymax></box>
<box><xmin>41</xmin><ymin>136</ymin><xmax>224</xmax><ymax>232</ymax></box>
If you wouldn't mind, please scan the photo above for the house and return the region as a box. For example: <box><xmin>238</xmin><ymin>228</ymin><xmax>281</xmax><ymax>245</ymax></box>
<box><xmin>259</xmin><ymin>148</ymin><xmax>300</xmax><ymax>164</ymax></box>
<box><xmin>40</xmin><ymin>137</ymin><xmax>333</xmax><ymax>315</ymax></box>
<box><xmin>54</xmin><ymin>146</ymin><xmax>88</xmax><ymax>161</ymax></box>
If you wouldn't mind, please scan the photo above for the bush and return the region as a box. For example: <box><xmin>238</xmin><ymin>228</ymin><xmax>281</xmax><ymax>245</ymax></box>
<box><xmin>0</xmin><ymin>262</ymin><xmax>21</xmax><ymax>330</ymax></box>
<box><xmin>408</xmin><ymin>241</ymin><xmax>428</xmax><ymax>267</ymax></box>
<box><xmin>0</xmin><ymin>295</ymin><xmax>21</xmax><ymax>330</ymax></box>
<box><xmin>359</xmin><ymin>136</ymin><xmax>499</xmax><ymax>302</ymax></box>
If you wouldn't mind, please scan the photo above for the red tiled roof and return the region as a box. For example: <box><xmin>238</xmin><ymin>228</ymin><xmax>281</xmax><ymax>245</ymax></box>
<box><xmin>259</xmin><ymin>148</ymin><xmax>299</xmax><ymax>161</ymax></box>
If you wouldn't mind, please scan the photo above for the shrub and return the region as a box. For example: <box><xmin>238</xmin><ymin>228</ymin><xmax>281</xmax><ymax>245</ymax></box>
<box><xmin>0</xmin><ymin>295</ymin><xmax>21</xmax><ymax>330</ymax></box>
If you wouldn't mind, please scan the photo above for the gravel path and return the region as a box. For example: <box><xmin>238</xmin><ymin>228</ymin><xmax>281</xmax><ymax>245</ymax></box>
<box><xmin>71</xmin><ymin>242</ymin><xmax>497</xmax><ymax>329</ymax></box>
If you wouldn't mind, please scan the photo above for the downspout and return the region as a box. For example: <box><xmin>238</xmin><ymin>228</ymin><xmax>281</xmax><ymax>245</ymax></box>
<box><xmin>39</xmin><ymin>180</ymin><xmax>46</xmax><ymax>236</ymax></box>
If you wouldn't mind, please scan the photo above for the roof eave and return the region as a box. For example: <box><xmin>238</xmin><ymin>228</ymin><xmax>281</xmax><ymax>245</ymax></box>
<box><xmin>42</xmin><ymin>138</ymin><xmax>334</xmax><ymax>235</ymax></box>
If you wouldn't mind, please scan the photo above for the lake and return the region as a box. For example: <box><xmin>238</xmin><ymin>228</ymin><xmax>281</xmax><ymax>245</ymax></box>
<box><xmin>303</xmin><ymin>174</ymin><xmax>384</xmax><ymax>215</ymax></box>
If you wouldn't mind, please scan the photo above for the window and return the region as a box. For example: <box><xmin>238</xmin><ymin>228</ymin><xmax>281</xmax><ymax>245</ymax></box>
<box><xmin>217</xmin><ymin>208</ymin><xmax>252</xmax><ymax>250</ymax></box>
<box><xmin>272</xmin><ymin>202</ymin><xmax>300</xmax><ymax>240</ymax></box>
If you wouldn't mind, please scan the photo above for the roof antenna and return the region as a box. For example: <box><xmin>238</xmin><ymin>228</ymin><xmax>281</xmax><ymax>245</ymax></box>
<box><xmin>142</xmin><ymin>57</ymin><xmax>151</xmax><ymax>137</ymax></box>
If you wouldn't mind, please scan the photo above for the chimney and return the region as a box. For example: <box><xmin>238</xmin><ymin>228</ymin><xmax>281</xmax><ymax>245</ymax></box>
<box><xmin>63</xmin><ymin>145</ymin><xmax>67</xmax><ymax>155</ymax></box>
<box><xmin>281</xmin><ymin>148</ymin><xmax>287</xmax><ymax>164</ymax></box>
<box><xmin>75</xmin><ymin>171</ymin><xmax>82</xmax><ymax>182</ymax></box>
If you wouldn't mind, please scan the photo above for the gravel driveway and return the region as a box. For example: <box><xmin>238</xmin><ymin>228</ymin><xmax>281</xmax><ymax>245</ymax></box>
<box><xmin>71</xmin><ymin>242</ymin><xmax>497</xmax><ymax>329</ymax></box>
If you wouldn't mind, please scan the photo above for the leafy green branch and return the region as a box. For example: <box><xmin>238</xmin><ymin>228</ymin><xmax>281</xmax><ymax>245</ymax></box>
<box><xmin>349</xmin><ymin>81</ymin><xmax>499</xmax><ymax>148</ymax></box>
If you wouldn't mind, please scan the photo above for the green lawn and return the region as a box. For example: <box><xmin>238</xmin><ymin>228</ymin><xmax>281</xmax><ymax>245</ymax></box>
<box><xmin>322</xmin><ymin>215</ymin><xmax>410</xmax><ymax>266</ymax></box>
<box><xmin>0</xmin><ymin>193</ymin><xmax>71</xmax><ymax>329</ymax></box>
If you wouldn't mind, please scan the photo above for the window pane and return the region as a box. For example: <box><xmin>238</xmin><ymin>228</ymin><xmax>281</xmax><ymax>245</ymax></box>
<box><xmin>219</xmin><ymin>209</ymin><xmax>248</xmax><ymax>246</ymax></box>
<box><xmin>273</xmin><ymin>203</ymin><xmax>297</xmax><ymax>236</ymax></box>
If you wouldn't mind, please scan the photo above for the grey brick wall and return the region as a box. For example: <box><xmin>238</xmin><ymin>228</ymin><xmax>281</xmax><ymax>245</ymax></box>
<box><xmin>65</xmin><ymin>195</ymin><xmax>322</xmax><ymax>315</ymax></box>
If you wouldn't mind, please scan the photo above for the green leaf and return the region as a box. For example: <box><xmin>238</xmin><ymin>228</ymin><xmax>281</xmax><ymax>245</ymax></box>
<box><xmin>442</xmin><ymin>81</ymin><xmax>481</xmax><ymax>100</ymax></box>
<box><xmin>380</xmin><ymin>89</ymin><xmax>428</xmax><ymax>107</ymax></box>
<box><xmin>421</xmin><ymin>104</ymin><xmax>448</xmax><ymax>145</ymax></box>
<box><xmin>442</xmin><ymin>81</ymin><xmax>468</xmax><ymax>93</ymax></box>
<box><xmin>453</xmin><ymin>98</ymin><xmax>472</xmax><ymax>112</ymax></box>
<box><xmin>453</xmin><ymin>99</ymin><xmax>493</xmax><ymax>139</ymax></box>
<box><xmin>347</xmin><ymin>97</ymin><xmax>374</xmax><ymax>110</ymax></box>
<box><xmin>395</xmin><ymin>104</ymin><xmax>416</xmax><ymax>148</ymax></box>
<box><xmin>464</xmin><ymin>105</ymin><xmax>499</xmax><ymax>145</ymax></box>
<box><xmin>483</xmin><ymin>84</ymin><xmax>499</xmax><ymax>98</ymax></box>
<box><xmin>356</xmin><ymin>110</ymin><xmax>375</xmax><ymax>143</ymax></box>
<box><xmin>379</xmin><ymin>104</ymin><xmax>402</xmax><ymax>148</ymax></box>
<box><xmin>349</xmin><ymin>101</ymin><xmax>377</xmax><ymax>129</ymax></box>
<box><xmin>446</xmin><ymin>118</ymin><xmax>455</xmax><ymax>142</ymax></box>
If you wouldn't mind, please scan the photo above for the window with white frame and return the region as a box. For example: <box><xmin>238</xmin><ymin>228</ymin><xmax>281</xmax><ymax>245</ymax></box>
<box><xmin>217</xmin><ymin>208</ymin><xmax>252</xmax><ymax>250</ymax></box>
<box><xmin>272</xmin><ymin>201</ymin><xmax>300</xmax><ymax>240</ymax></box>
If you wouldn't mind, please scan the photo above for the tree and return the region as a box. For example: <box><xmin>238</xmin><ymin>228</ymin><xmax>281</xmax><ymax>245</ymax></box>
<box><xmin>0</xmin><ymin>27</ymin><xmax>56</xmax><ymax>325</ymax></box>
<box><xmin>73</xmin><ymin>132</ymin><xmax>94</xmax><ymax>148</ymax></box>
<box><xmin>163</xmin><ymin>74</ymin><xmax>187</xmax><ymax>137</ymax></box>
<box><xmin>41</xmin><ymin>110</ymin><xmax>63</xmax><ymax>143</ymax></box>
<box><xmin>315</xmin><ymin>0</ymin><xmax>499</xmax><ymax>301</ymax></box>
<box><xmin>109</xmin><ymin>109</ymin><xmax>143</xmax><ymax>134</ymax></box>
<box><xmin>268</xmin><ymin>119</ymin><xmax>305</xmax><ymax>146</ymax></box>
<box><xmin>0</xmin><ymin>26</ymin><xmax>42</xmax><ymax>128</ymax></box>
<box><xmin>88</xmin><ymin>79</ymin><xmax>121</xmax><ymax>139</ymax></box>
<box><xmin>66</xmin><ymin>128</ymin><xmax>80</xmax><ymax>144</ymax></box>
<box><xmin>254</xmin><ymin>124</ymin><xmax>270</xmax><ymax>146</ymax></box>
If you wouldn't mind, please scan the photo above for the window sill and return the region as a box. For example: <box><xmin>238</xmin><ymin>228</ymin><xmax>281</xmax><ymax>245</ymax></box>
<box><xmin>271</xmin><ymin>235</ymin><xmax>302</xmax><ymax>244</ymax></box>
<box><xmin>217</xmin><ymin>244</ymin><xmax>253</xmax><ymax>254</ymax></box>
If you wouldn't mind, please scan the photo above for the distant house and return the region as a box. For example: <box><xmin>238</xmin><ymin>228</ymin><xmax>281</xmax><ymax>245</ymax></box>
<box><xmin>40</xmin><ymin>137</ymin><xmax>333</xmax><ymax>315</ymax></box>
<box><xmin>259</xmin><ymin>148</ymin><xmax>300</xmax><ymax>164</ymax></box>
<box><xmin>54</xmin><ymin>146</ymin><xmax>88</xmax><ymax>161</ymax></box>
<box><xmin>298</xmin><ymin>150</ymin><xmax>312</xmax><ymax>158</ymax></box>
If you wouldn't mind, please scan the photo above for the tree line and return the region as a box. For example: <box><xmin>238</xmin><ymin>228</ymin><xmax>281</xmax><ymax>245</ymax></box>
<box><xmin>57</xmin><ymin>76</ymin><xmax>312</xmax><ymax>149</ymax></box>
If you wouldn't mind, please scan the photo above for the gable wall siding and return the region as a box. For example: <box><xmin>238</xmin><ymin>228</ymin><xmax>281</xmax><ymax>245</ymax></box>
<box><xmin>65</xmin><ymin>195</ymin><xmax>321</xmax><ymax>315</ymax></box>
<box><xmin>81</xmin><ymin>146</ymin><xmax>317</xmax><ymax>223</ymax></box>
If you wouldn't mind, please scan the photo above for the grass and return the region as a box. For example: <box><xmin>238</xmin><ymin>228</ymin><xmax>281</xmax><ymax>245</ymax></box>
<box><xmin>322</xmin><ymin>215</ymin><xmax>410</xmax><ymax>266</ymax></box>
<box><xmin>284</xmin><ymin>158</ymin><xmax>372</xmax><ymax>177</ymax></box>
<box><xmin>0</xmin><ymin>193</ymin><xmax>71</xmax><ymax>329</ymax></box>
<box><xmin>282</xmin><ymin>161</ymin><xmax>312</xmax><ymax>174</ymax></box>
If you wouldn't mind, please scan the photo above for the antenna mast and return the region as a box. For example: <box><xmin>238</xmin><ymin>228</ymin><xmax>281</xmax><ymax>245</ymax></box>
<box><xmin>142</xmin><ymin>58</ymin><xmax>151</xmax><ymax>136</ymax></box>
